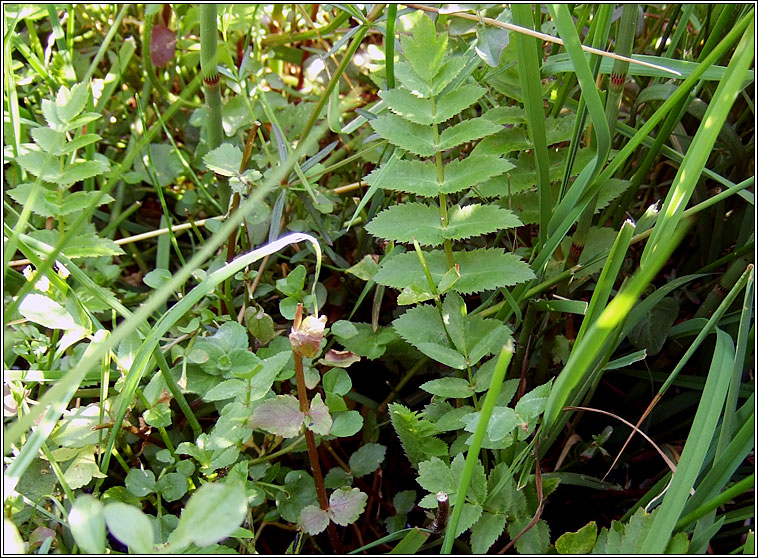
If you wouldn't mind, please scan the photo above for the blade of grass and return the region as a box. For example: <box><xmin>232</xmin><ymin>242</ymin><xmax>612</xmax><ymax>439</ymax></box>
<box><xmin>638</xmin><ymin>328</ymin><xmax>735</xmax><ymax>552</ymax></box>
<box><xmin>575</xmin><ymin>220</ymin><xmax>635</xmax><ymax>345</ymax></box>
<box><xmin>512</xmin><ymin>4</ymin><xmax>551</xmax><ymax>250</ymax></box>
<box><xmin>441</xmin><ymin>341</ymin><xmax>514</xmax><ymax>554</ymax></box>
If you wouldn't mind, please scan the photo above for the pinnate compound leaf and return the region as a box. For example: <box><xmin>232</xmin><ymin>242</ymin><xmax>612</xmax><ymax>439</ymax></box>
<box><xmin>69</xmin><ymin>495</ymin><xmax>105</xmax><ymax>554</ymax></box>
<box><xmin>103</xmin><ymin>503</ymin><xmax>154</xmax><ymax>554</ymax></box>
<box><xmin>349</xmin><ymin>443</ymin><xmax>387</xmax><ymax>477</ymax></box>
<box><xmin>450</xmin><ymin>453</ymin><xmax>487</xmax><ymax>504</ymax></box>
<box><xmin>416</xmin><ymin>342</ymin><xmax>467</xmax><ymax>369</ymax></box>
<box><xmin>375</xmin><ymin>249</ymin><xmax>535</xmax><ymax>295</ymax></box>
<box><xmin>417</xmin><ymin>456</ymin><xmax>455</xmax><ymax>494</ymax></box>
<box><xmin>250</xmin><ymin>395</ymin><xmax>303</xmax><ymax>438</ymax></box>
<box><xmin>441</xmin><ymin>155</ymin><xmax>515</xmax><ymax>194</ymax></box>
<box><xmin>328</xmin><ymin>487</ymin><xmax>368</xmax><ymax>526</ymax></box>
<box><xmin>168</xmin><ymin>482</ymin><xmax>247</xmax><ymax>550</ymax></box>
<box><xmin>57</xmin><ymin>160</ymin><xmax>110</xmax><ymax>185</ymax></box>
<box><xmin>366</xmin><ymin>202</ymin><xmax>444</xmax><ymax>246</ymax></box>
<box><xmin>370</xmin><ymin>114</ymin><xmax>436</xmax><ymax>156</ymax></box>
<box><xmin>555</xmin><ymin>521</ymin><xmax>597</xmax><ymax>554</ymax></box>
<box><xmin>299</xmin><ymin>505</ymin><xmax>329</xmax><ymax>535</ymax></box>
<box><xmin>203</xmin><ymin>143</ymin><xmax>243</xmax><ymax>176</ymax></box>
<box><xmin>393</xmin><ymin>305</ymin><xmax>449</xmax><ymax>348</ymax></box>
<box><xmin>380</xmin><ymin>88</ymin><xmax>435</xmax><ymax>125</ymax></box>
<box><xmin>395</xmin><ymin>61</ymin><xmax>432</xmax><ymax>97</ymax></box>
<box><xmin>401</xmin><ymin>14</ymin><xmax>447</xmax><ymax>82</ymax></box>
<box><xmin>508</xmin><ymin>517</ymin><xmax>550</xmax><ymax>554</ymax></box>
<box><xmin>430</xmin><ymin>56</ymin><xmax>469</xmax><ymax>96</ymax></box>
<box><xmin>455</xmin><ymin>503</ymin><xmax>483</xmax><ymax>537</ymax></box>
<box><xmin>470</xmin><ymin>512</ymin><xmax>507</xmax><ymax>553</ymax></box>
<box><xmin>365</xmin><ymin>159</ymin><xmax>438</xmax><ymax>197</ymax></box>
<box><xmin>444</xmin><ymin>204</ymin><xmax>522</xmax><ymax>241</ymax></box>
<box><xmin>420</xmin><ymin>377</ymin><xmax>474</xmax><ymax>398</ymax></box>
<box><xmin>438</xmin><ymin>118</ymin><xmax>500</xmax><ymax>151</ymax></box>
<box><xmin>434</xmin><ymin>84</ymin><xmax>487</xmax><ymax>123</ymax></box>
<box><xmin>389</xmin><ymin>403</ymin><xmax>447</xmax><ymax>468</ymax></box>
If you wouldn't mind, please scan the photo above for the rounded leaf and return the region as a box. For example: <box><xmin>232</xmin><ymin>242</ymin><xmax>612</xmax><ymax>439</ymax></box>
<box><xmin>69</xmin><ymin>495</ymin><xmax>105</xmax><ymax>554</ymax></box>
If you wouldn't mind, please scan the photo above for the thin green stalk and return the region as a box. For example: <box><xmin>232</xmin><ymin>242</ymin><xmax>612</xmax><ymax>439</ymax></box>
<box><xmin>81</xmin><ymin>4</ymin><xmax>128</xmax><ymax>84</ymax></box>
<box><xmin>385</xmin><ymin>5</ymin><xmax>397</xmax><ymax>89</ymax></box>
<box><xmin>441</xmin><ymin>341</ymin><xmax>514</xmax><ymax>554</ymax></box>
<box><xmin>678</xmin><ymin>475</ymin><xmax>755</xmax><ymax>532</ymax></box>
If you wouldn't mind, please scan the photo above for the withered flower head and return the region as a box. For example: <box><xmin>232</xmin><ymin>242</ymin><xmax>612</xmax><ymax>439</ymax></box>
<box><xmin>289</xmin><ymin>314</ymin><xmax>327</xmax><ymax>358</ymax></box>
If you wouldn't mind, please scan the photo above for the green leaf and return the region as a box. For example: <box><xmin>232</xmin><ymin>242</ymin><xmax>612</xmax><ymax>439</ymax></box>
<box><xmin>454</xmin><ymin>503</ymin><xmax>483</xmax><ymax>537</ymax></box>
<box><xmin>8</xmin><ymin>183</ymin><xmax>113</xmax><ymax>218</ymax></box>
<box><xmin>278</xmin><ymin>471</ymin><xmax>319</xmax><ymax>523</ymax></box>
<box><xmin>380</xmin><ymin>88</ymin><xmax>436</xmax><ymax>125</ymax></box>
<box><xmin>328</xmin><ymin>487</ymin><xmax>368</xmax><ymax>526</ymax></box>
<box><xmin>57</xmin><ymin>160</ymin><xmax>110</xmax><ymax>185</ymax></box>
<box><xmin>30</xmin><ymin>126</ymin><xmax>65</xmax><ymax>154</ymax></box>
<box><xmin>485</xmin><ymin>462</ymin><xmax>515</xmax><ymax>514</ymax></box>
<box><xmin>555</xmin><ymin>521</ymin><xmax>597</xmax><ymax>554</ymax></box>
<box><xmin>157</xmin><ymin>472</ymin><xmax>189</xmax><ymax>502</ymax></box>
<box><xmin>60</xmin><ymin>133</ymin><xmax>102</xmax><ymax>155</ymax></box>
<box><xmin>125</xmin><ymin>468</ymin><xmax>156</xmax><ymax>497</ymax></box>
<box><xmin>69</xmin><ymin>495</ymin><xmax>105</xmax><ymax>554</ymax></box>
<box><xmin>444</xmin><ymin>204</ymin><xmax>522</xmax><ymax>241</ymax></box>
<box><xmin>143</xmin><ymin>268</ymin><xmax>172</xmax><ymax>289</ymax></box>
<box><xmin>450</xmin><ymin>452</ymin><xmax>487</xmax><ymax>504</ymax></box>
<box><xmin>515</xmin><ymin>380</ymin><xmax>552</xmax><ymax>424</ymax></box>
<box><xmin>430</xmin><ymin>56</ymin><xmax>470</xmax><ymax>96</ymax></box>
<box><xmin>417</xmin><ymin>456</ymin><xmax>455</xmax><ymax>494</ymax></box>
<box><xmin>628</xmin><ymin>296</ymin><xmax>679</xmax><ymax>355</ymax></box>
<box><xmin>420</xmin><ymin>377</ymin><xmax>474</xmax><ymax>399</ymax></box>
<box><xmin>400</xmin><ymin>13</ymin><xmax>447</xmax><ymax>82</ymax></box>
<box><xmin>476</xmin><ymin>18</ymin><xmax>511</xmax><ymax>67</ymax></box>
<box><xmin>168</xmin><ymin>482</ymin><xmax>247</xmax><ymax>550</ymax></box>
<box><xmin>365</xmin><ymin>159</ymin><xmax>438</xmax><ymax>197</ymax></box>
<box><xmin>299</xmin><ymin>505</ymin><xmax>329</xmax><ymax>535</ymax></box>
<box><xmin>18</xmin><ymin>293</ymin><xmax>77</xmax><ymax>330</ymax></box>
<box><xmin>349</xmin><ymin>443</ymin><xmax>387</xmax><ymax>477</ymax></box>
<box><xmin>395</xmin><ymin>61</ymin><xmax>433</xmax><ymax>97</ymax></box>
<box><xmin>345</xmin><ymin>255</ymin><xmax>379</xmax><ymax>281</ymax></box>
<box><xmin>203</xmin><ymin>143</ymin><xmax>243</xmax><ymax>177</ymax></box>
<box><xmin>366</xmin><ymin>202</ymin><xmax>445</xmax><ymax>246</ymax></box>
<box><xmin>143</xmin><ymin>403</ymin><xmax>172</xmax><ymax>428</ymax></box>
<box><xmin>370</xmin><ymin>113</ymin><xmax>436</xmax><ymax>156</ymax></box>
<box><xmin>393</xmin><ymin>305</ymin><xmax>467</xmax><ymax>368</ymax></box>
<box><xmin>331</xmin><ymin>321</ymin><xmax>399</xmax><ymax>360</ymax></box>
<box><xmin>16</xmin><ymin>149</ymin><xmax>60</xmax><ymax>181</ymax></box>
<box><xmin>330</xmin><ymin>410</ymin><xmax>364</xmax><ymax>437</ymax></box>
<box><xmin>470</xmin><ymin>512</ymin><xmax>507</xmax><ymax>553</ymax></box>
<box><xmin>508</xmin><ymin>517</ymin><xmax>550</xmax><ymax>554</ymax></box>
<box><xmin>375</xmin><ymin>249</ymin><xmax>535</xmax><ymax>295</ymax></box>
<box><xmin>29</xmin><ymin>228</ymin><xmax>124</xmax><ymax>259</ymax></box>
<box><xmin>275</xmin><ymin>264</ymin><xmax>306</xmax><ymax>297</ymax></box>
<box><xmin>103</xmin><ymin>502</ymin><xmax>154</xmax><ymax>554</ymax></box>
<box><xmin>55</xmin><ymin>82</ymin><xmax>89</xmax><ymax>123</ymax></box>
<box><xmin>438</xmin><ymin>118</ymin><xmax>501</xmax><ymax>151</ymax></box>
<box><xmin>441</xmin><ymin>156</ymin><xmax>515</xmax><ymax>194</ymax></box>
<box><xmin>250</xmin><ymin>395</ymin><xmax>304</xmax><ymax>438</ymax></box>
<box><xmin>442</xmin><ymin>292</ymin><xmax>467</xmax><ymax>353</ymax></box>
<box><xmin>323</xmin><ymin>368</ymin><xmax>352</xmax><ymax>396</ymax></box>
<box><xmin>435</xmin><ymin>84</ymin><xmax>487</xmax><ymax>123</ymax></box>
<box><xmin>204</xmin><ymin>379</ymin><xmax>247</xmax><ymax>402</ymax></box>
<box><xmin>389</xmin><ymin>403</ymin><xmax>448</xmax><ymax>468</ymax></box>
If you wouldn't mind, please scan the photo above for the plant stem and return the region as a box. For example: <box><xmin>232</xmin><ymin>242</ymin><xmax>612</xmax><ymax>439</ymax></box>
<box><xmin>200</xmin><ymin>4</ymin><xmax>228</xmax><ymax>208</ymax></box>
<box><xmin>291</xmin><ymin>304</ymin><xmax>343</xmax><ymax>554</ymax></box>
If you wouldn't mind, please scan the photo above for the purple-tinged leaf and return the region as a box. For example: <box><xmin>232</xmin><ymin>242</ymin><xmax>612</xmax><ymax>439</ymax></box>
<box><xmin>250</xmin><ymin>395</ymin><xmax>303</xmax><ymax>438</ymax></box>
<box><xmin>299</xmin><ymin>505</ymin><xmax>329</xmax><ymax>535</ymax></box>
<box><xmin>328</xmin><ymin>487</ymin><xmax>367</xmax><ymax>526</ymax></box>
<box><xmin>307</xmin><ymin>394</ymin><xmax>332</xmax><ymax>436</ymax></box>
